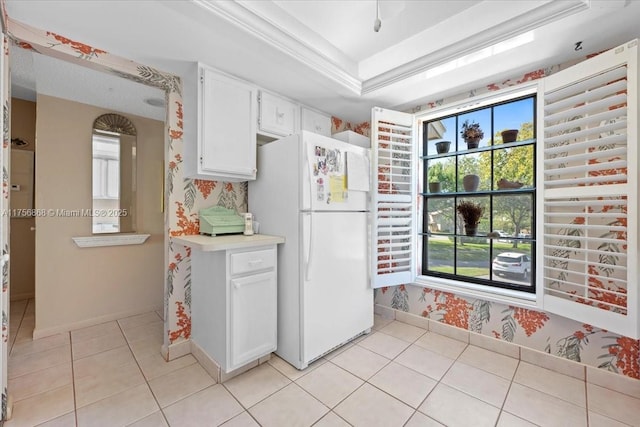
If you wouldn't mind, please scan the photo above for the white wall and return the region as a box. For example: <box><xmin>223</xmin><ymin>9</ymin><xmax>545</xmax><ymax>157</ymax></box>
<box><xmin>34</xmin><ymin>94</ymin><xmax>164</xmax><ymax>336</ymax></box>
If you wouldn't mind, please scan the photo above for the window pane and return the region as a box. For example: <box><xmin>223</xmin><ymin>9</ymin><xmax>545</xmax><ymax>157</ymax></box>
<box><xmin>457</xmin><ymin>196</ymin><xmax>489</xmax><ymax>235</ymax></box>
<box><xmin>494</xmin><ymin>98</ymin><xmax>535</xmax><ymax>144</ymax></box>
<box><xmin>459</xmin><ymin>108</ymin><xmax>491</xmax><ymax>148</ymax></box>
<box><xmin>427</xmin><ymin>157</ymin><xmax>456</xmax><ymax>193</ymax></box>
<box><xmin>493</xmin><ymin>145</ymin><xmax>534</xmax><ymax>189</ymax></box>
<box><xmin>427</xmin><ymin>197</ymin><xmax>455</xmax><ymax>234</ymax></box>
<box><xmin>456</xmin><ymin>236</ymin><xmax>490</xmax><ymax>279</ymax></box>
<box><xmin>457</xmin><ymin>152</ymin><xmax>490</xmax><ymax>192</ymax></box>
<box><xmin>492</xmin><ymin>193</ymin><xmax>533</xmax><ymax>238</ymax></box>
<box><xmin>426</xmin><ymin>235</ymin><xmax>454</xmax><ymax>273</ymax></box>
<box><xmin>492</xmin><ymin>245</ymin><xmax>533</xmax><ymax>287</ymax></box>
<box><xmin>425</xmin><ymin>116</ymin><xmax>457</xmax><ymax>155</ymax></box>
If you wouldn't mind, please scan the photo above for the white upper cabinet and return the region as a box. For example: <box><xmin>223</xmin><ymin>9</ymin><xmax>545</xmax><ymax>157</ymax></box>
<box><xmin>179</xmin><ymin>61</ymin><xmax>333</xmax><ymax>179</ymax></box>
<box><xmin>184</xmin><ymin>63</ymin><xmax>258</xmax><ymax>182</ymax></box>
<box><xmin>258</xmin><ymin>91</ymin><xmax>298</xmax><ymax>138</ymax></box>
<box><xmin>301</xmin><ymin>107</ymin><xmax>331</xmax><ymax>137</ymax></box>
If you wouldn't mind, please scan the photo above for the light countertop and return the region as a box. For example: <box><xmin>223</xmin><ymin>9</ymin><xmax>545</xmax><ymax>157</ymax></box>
<box><xmin>172</xmin><ymin>234</ymin><xmax>285</xmax><ymax>252</ymax></box>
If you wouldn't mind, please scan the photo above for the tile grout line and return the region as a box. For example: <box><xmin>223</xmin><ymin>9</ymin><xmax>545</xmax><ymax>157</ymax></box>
<box><xmin>8</xmin><ymin>299</ymin><xmax>27</xmax><ymax>355</ymax></box>
<box><xmin>116</xmin><ymin>318</ymin><xmax>171</xmax><ymax>427</ymax></box>
<box><xmin>410</xmin><ymin>336</ymin><xmax>470</xmax><ymax>424</ymax></box>
<box><xmin>493</xmin><ymin>356</ymin><xmax>522</xmax><ymax>426</ymax></box>
<box><xmin>327</xmin><ymin>327</ymin><xmax>442</xmax><ymax>426</ymax></box>
<box><xmin>68</xmin><ymin>330</ymin><xmax>79</xmax><ymax>427</ymax></box>
<box><xmin>220</xmin><ymin>379</ymin><xmax>273</xmax><ymax>425</ymax></box>
<box><xmin>584</xmin><ymin>365</ymin><xmax>590</xmax><ymax>427</ymax></box>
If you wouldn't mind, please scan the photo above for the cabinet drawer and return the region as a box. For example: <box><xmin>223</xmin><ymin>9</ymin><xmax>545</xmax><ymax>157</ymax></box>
<box><xmin>230</xmin><ymin>248</ymin><xmax>276</xmax><ymax>276</ymax></box>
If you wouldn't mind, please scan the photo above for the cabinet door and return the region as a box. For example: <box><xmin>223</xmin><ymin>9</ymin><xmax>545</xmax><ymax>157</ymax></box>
<box><xmin>259</xmin><ymin>91</ymin><xmax>298</xmax><ymax>137</ymax></box>
<box><xmin>229</xmin><ymin>271</ymin><xmax>277</xmax><ymax>370</ymax></box>
<box><xmin>301</xmin><ymin>107</ymin><xmax>331</xmax><ymax>137</ymax></box>
<box><xmin>200</xmin><ymin>67</ymin><xmax>257</xmax><ymax>180</ymax></box>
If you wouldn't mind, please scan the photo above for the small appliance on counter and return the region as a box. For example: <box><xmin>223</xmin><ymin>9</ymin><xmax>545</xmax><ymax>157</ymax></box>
<box><xmin>199</xmin><ymin>206</ymin><xmax>245</xmax><ymax>236</ymax></box>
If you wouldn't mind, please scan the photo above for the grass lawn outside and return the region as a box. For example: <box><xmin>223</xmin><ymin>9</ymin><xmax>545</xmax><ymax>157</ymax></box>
<box><xmin>426</xmin><ymin>237</ymin><xmax>531</xmax><ymax>263</ymax></box>
<box><xmin>430</xmin><ymin>266</ymin><xmax>488</xmax><ymax>276</ymax></box>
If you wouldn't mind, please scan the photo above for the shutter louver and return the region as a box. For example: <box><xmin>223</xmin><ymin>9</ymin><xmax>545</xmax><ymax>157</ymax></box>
<box><xmin>371</xmin><ymin>107</ymin><xmax>416</xmax><ymax>288</ymax></box>
<box><xmin>540</xmin><ymin>40</ymin><xmax>639</xmax><ymax>338</ymax></box>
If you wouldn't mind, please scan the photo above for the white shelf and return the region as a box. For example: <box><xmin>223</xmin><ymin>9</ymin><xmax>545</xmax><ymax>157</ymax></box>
<box><xmin>72</xmin><ymin>233</ymin><xmax>150</xmax><ymax>248</ymax></box>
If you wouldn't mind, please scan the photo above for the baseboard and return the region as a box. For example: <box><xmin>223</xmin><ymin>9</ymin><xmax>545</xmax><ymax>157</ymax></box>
<box><xmin>191</xmin><ymin>340</ymin><xmax>222</xmax><ymax>381</ymax></box>
<box><xmin>9</xmin><ymin>292</ymin><xmax>34</xmax><ymax>302</ymax></box>
<box><xmin>380</xmin><ymin>304</ymin><xmax>640</xmax><ymax>396</ymax></box>
<box><xmin>163</xmin><ymin>338</ymin><xmax>191</xmax><ymax>361</ymax></box>
<box><xmin>190</xmin><ymin>339</ymin><xmax>272</xmax><ymax>383</ymax></box>
<box><xmin>374</xmin><ymin>303</ymin><xmax>396</xmax><ymax>319</ymax></box>
<box><xmin>32</xmin><ymin>304</ymin><xmax>163</xmax><ymax>339</ymax></box>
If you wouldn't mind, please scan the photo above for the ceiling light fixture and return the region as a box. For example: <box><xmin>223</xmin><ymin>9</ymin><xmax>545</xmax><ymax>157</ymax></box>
<box><xmin>373</xmin><ymin>0</ymin><xmax>381</xmax><ymax>32</ymax></box>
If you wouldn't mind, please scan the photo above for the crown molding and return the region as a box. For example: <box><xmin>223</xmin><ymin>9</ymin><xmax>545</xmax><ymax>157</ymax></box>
<box><xmin>194</xmin><ymin>0</ymin><xmax>591</xmax><ymax>100</ymax></box>
<box><xmin>361</xmin><ymin>0</ymin><xmax>590</xmax><ymax>94</ymax></box>
<box><xmin>194</xmin><ymin>0</ymin><xmax>362</xmax><ymax>94</ymax></box>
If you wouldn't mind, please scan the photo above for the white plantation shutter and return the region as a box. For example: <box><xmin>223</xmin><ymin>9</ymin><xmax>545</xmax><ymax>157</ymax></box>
<box><xmin>539</xmin><ymin>40</ymin><xmax>639</xmax><ymax>338</ymax></box>
<box><xmin>370</xmin><ymin>107</ymin><xmax>417</xmax><ymax>288</ymax></box>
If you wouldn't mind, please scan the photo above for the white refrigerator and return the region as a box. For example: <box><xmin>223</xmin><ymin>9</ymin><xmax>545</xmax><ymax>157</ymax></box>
<box><xmin>249</xmin><ymin>131</ymin><xmax>373</xmax><ymax>369</ymax></box>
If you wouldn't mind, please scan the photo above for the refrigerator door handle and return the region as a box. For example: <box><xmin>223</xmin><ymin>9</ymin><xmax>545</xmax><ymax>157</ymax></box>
<box><xmin>307</xmin><ymin>148</ymin><xmax>314</xmax><ymax>210</ymax></box>
<box><xmin>304</xmin><ymin>212</ymin><xmax>314</xmax><ymax>281</ymax></box>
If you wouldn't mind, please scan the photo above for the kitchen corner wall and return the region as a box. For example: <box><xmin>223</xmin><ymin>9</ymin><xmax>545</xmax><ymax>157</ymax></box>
<box><xmin>34</xmin><ymin>94</ymin><xmax>164</xmax><ymax>336</ymax></box>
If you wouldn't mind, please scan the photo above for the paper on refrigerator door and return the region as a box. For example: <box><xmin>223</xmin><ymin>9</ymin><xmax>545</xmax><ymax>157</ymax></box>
<box><xmin>308</xmin><ymin>143</ymin><xmax>347</xmax><ymax>204</ymax></box>
<box><xmin>346</xmin><ymin>151</ymin><xmax>370</xmax><ymax>191</ymax></box>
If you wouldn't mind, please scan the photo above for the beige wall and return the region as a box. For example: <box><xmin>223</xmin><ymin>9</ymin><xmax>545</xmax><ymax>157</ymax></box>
<box><xmin>35</xmin><ymin>94</ymin><xmax>164</xmax><ymax>335</ymax></box>
<box><xmin>10</xmin><ymin>98</ymin><xmax>36</xmax><ymax>301</ymax></box>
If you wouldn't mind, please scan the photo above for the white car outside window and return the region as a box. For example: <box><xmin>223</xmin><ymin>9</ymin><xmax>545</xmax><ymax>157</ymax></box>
<box><xmin>492</xmin><ymin>252</ymin><xmax>531</xmax><ymax>279</ymax></box>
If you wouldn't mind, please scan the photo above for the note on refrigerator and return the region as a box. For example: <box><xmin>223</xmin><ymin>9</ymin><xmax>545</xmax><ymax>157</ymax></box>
<box><xmin>346</xmin><ymin>151</ymin><xmax>370</xmax><ymax>191</ymax></box>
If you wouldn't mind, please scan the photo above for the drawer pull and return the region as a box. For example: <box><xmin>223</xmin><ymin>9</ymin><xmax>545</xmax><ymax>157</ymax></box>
<box><xmin>248</xmin><ymin>259</ymin><xmax>263</xmax><ymax>266</ymax></box>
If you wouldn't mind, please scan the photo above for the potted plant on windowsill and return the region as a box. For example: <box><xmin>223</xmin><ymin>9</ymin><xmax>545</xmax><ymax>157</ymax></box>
<box><xmin>435</xmin><ymin>140</ymin><xmax>451</xmax><ymax>154</ymax></box>
<box><xmin>457</xmin><ymin>200</ymin><xmax>484</xmax><ymax>236</ymax></box>
<box><xmin>461</xmin><ymin>120</ymin><xmax>484</xmax><ymax>149</ymax></box>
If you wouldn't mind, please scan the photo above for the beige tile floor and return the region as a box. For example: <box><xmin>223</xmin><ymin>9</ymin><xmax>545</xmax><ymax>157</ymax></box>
<box><xmin>5</xmin><ymin>298</ymin><xmax>640</xmax><ymax>426</ymax></box>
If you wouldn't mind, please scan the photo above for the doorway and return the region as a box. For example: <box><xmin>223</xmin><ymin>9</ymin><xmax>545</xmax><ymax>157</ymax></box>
<box><xmin>7</xmin><ymin>44</ymin><xmax>166</xmax><ymax>341</ymax></box>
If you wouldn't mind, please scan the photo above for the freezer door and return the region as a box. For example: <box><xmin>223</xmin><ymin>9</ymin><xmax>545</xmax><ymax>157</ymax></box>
<box><xmin>301</xmin><ymin>133</ymin><xmax>369</xmax><ymax>212</ymax></box>
<box><xmin>301</xmin><ymin>211</ymin><xmax>373</xmax><ymax>363</ymax></box>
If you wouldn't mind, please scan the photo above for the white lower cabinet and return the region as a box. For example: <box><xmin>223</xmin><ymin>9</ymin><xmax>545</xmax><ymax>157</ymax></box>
<box><xmin>230</xmin><ymin>271</ymin><xmax>276</xmax><ymax>367</ymax></box>
<box><xmin>189</xmin><ymin>243</ymin><xmax>278</xmax><ymax>373</ymax></box>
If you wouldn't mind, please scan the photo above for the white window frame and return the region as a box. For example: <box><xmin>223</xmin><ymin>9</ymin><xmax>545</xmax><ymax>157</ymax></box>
<box><xmin>371</xmin><ymin>40</ymin><xmax>639</xmax><ymax>339</ymax></box>
<box><xmin>417</xmin><ymin>84</ymin><xmax>541</xmax><ymax>309</ymax></box>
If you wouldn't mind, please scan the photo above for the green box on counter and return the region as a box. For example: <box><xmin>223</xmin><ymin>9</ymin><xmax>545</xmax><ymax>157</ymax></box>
<box><xmin>199</xmin><ymin>206</ymin><xmax>245</xmax><ymax>236</ymax></box>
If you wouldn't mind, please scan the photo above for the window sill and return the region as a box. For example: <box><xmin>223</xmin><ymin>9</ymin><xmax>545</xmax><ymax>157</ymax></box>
<box><xmin>414</xmin><ymin>275</ymin><xmax>539</xmax><ymax>310</ymax></box>
<box><xmin>72</xmin><ymin>234</ymin><xmax>150</xmax><ymax>248</ymax></box>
